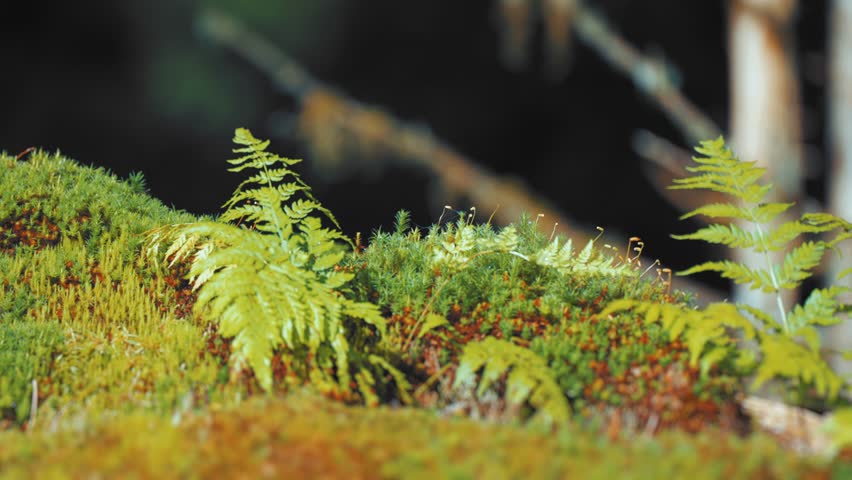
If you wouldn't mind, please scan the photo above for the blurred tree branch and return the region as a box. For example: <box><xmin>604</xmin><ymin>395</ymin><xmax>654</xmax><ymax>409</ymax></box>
<box><xmin>495</xmin><ymin>1</ymin><xmax>731</xmax><ymax>219</ymax></box>
<box><xmin>572</xmin><ymin>5</ymin><xmax>722</xmax><ymax>144</ymax></box>
<box><xmin>195</xmin><ymin>8</ymin><xmax>725</xmax><ymax>303</ymax></box>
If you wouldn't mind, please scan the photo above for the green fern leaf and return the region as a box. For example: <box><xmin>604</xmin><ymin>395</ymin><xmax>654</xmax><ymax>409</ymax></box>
<box><xmin>774</xmin><ymin>241</ymin><xmax>825</xmax><ymax>290</ymax></box>
<box><xmin>367</xmin><ymin>355</ymin><xmax>413</xmax><ymax>405</ymax></box>
<box><xmin>678</xmin><ymin>201</ymin><xmax>794</xmax><ymax>224</ymax></box>
<box><xmin>787</xmin><ymin>286</ymin><xmax>847</xmax><ymax>330</ymax></box>
<box><xmin>671</xmin><ymin>136</ymin><xmax>772</xmax><ymax>204</ymax></box>
<box><xmin>678</xmin><ymin>202</ymin><xmax>753</xmax><ymax>221</ymax></box>
<box><xmin>481</xmin><ymin>225</ymin><xmax>519</xmax><ymax>252</ymax></box>
<box><xmin>417</xmin><ymin>313</ymin><xmax>449</xmax><ymax>339</ymax></box>
<box><xmin>753</xmin><ymin>334</ymin><xmax>843</xmax><ymax>399</ymax></box>
<box><xmin>668</xmin><ymin>136</ymin><xmax>852</xmax><ymax>402</ymax></box>
<box><xmin>454</xmin><ymin>337</ymin><xmax>570</xmax><ymax>427</ymax></box>
<box><xmin>762</xmin><ymin>220</ymin><xmax>826</xmax><ymax>252</ymax></box>
<box><xmin>677</xmin><ymin>261</ymin><xmax>778</xmax><ymax>292</ymax></box>
<box><xmin>738</xmin><ymin>304</ymin><xmax>783</xmax><ymax>332</ymax></box>
<box><xmin>602</xmin><ymin>300</ymin><xmax>756</xmax><ymax>370</ymax></box>
<box><xmin>671</xmin><ymin>223</ymin><xmax>757</xmax><ymax>249</ymax></box>
<box><xmin>145</xmin><ymin>128</ymin><xmax>388</xmax><ymax>397</ymax></box>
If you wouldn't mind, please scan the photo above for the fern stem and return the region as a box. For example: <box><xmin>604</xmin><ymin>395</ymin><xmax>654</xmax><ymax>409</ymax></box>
<box><xmin>262</xmin><ymin>159</ymin><xmax>287</xmax><ymax>247</ymax></box>
<box><xmin>747</xmin><ymin>206</ymin><xmax>789</xmax><ymax>333</ymax></box>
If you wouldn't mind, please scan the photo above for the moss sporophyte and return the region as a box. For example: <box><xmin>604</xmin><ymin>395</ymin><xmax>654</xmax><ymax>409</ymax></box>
<box><xmin>0</xmin><ymin>131</ymin><xmax>849</xmax><ymax>477</ymax></box>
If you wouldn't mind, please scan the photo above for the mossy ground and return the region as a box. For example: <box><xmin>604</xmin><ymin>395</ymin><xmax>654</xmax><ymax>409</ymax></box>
<box><xmin>0</xmin><ymin>150</ymin><xmax>849</xmax><ymax>478</ymax></box>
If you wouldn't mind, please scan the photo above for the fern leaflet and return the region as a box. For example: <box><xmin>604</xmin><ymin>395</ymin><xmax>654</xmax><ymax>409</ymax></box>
<box><xmin>453</xmin><ymin>337</ymin><xmax>570</xmax><ymax>428</ymax></box>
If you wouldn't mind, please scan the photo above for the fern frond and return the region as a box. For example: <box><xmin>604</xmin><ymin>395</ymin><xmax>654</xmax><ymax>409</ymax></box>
<box><xmin>602</xmin><ymin>300</ymin><xmax>756</xmax><ymax>369</ymax></box>
<box><xmin>480</xmin><ymin>225</ymin><xmax>519</xmax><ymax>252</ymax></box>
<box><xmin>800</xmin><ymin>213</ymin><xmax>852</xmax><ymax>249</ymax></box>
<box><xmin>753</xmin><ymin>334</ymin><xmax>843</xmax><ymax>400</ymax></box>
<box><xmin>431</xmin><ymin>222</ymin><xmax>478</xmax><ymax>272</ymax></box>
<box><xmin>367</xmin><ymin>354</ymin><xmax>413</xmax><ymax>405</ymax></box>
<box><xmin>667</xmin><ymin>136</ymin><xmax>852</xmax><ymax>402</ymax></box>
<box><xmin>670</xmin><ymin>136</ymin><xmax>772</xmax><ymax>204</ymax></box>
<box><xmin>145</xmin><ymin>128</ymin><xmax>387</xmax><ymax>395</ymax></box>
<box><xmin>762</xmin><ymin>219</ymin><xmax>828</xmax><ymax>252</ymax></box>
<box><xmin>679</xmin><ymin>202</ymin><xmax>794</xmax><ymax>224</ymax></box>
<box><xmin>532</xmin><ymin>236</ymin><xmax>633</xmax><ymax>278</ymax></box>
<box><xmin>824</xmin><ymin>407</ymin><xmax>852</xmax><ymax>456</ymax></box>
<box><xmin>738</xmin><ymin>304</ymin><xmax>784</xmax><ymax>332</ymax></box>
<box><xmin>453</xmin><ymin>337</ymin><xmax>570</xmax><ymax>427</ymax></box>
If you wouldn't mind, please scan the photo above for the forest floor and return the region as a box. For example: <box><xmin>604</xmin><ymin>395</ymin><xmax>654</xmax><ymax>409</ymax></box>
<box><xmin>0</xmin><ymin>149</ymin><xmax>850</xmax><ymax>479</ymax></box>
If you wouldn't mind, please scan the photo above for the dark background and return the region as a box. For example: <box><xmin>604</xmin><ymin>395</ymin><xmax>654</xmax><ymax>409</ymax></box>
<box><xmin>0</xmin><ymin>0</ymin><xmax>829</xmax><ymax>277</ymax></box>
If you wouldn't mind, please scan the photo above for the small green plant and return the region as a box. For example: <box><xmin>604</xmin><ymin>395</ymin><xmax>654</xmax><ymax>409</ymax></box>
<box><xmin>669</xmin><ymin>137</ymin><xmax>851</xmax><ymax>334</ymax></box>
<box><xmin>0</xmin><ymin>321</ymin><xmax>65</xmax><ymax>425</ymax></box>
<box><xmin>452</xmin><ymin>337</ymin><xmax>570</xmax><ymax>427</ymax></box>
<box><xmin>145</xmin><ymin>128</ymin><xmax>387</xmax><ymax>393</ymax></box>
<box><xmin>605</xmin><ymin>137</ymin><xmax>851</xmax><ymax>403</ymax></box>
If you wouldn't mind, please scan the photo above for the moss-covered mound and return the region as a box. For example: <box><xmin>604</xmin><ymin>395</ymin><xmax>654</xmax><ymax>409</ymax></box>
<box><xmin>0</xmin><ymin>148</ymin><xmax>849</xmax><ymax>478</ymax></box>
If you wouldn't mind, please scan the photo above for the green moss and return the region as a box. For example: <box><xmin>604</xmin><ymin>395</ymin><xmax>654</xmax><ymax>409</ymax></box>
<box><xmin>0</xmin><ymin>140</ymin><xmax>849</xmax><ymax>475</ymax></box>
<box><xmin>0</xmin><ymin>321</ymin><xmax>64</xmax><ymax>425</ymax></box>
<box><xmin>0</xmin><ymin>150</ymin><xmax>228</xmax><ymax>429</ymax></box>
<box><xmin>0</xmin><ymin>149</ymin><xmax>200</xmax><ymax>257</ymax></box>
<box><xmin>0</xmin><ymin>390</ymin><xmax>844</xmax><ymax>479</ymax></box>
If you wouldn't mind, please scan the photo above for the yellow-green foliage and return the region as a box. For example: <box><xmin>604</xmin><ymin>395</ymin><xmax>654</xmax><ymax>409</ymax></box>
<box><xmin>0</xmin><ymin>321</ymin><xmax>64</xmax><ymax>424</ymax></box>
<box><xmin>429</xmin><ymin>213</ymin><xmax>637</xmax><ymax>278</ymax></box>
<box><xmin>4</xmin><ymin>136</ymin><xmax>851</xmax><ymax>474</ymax></box>
<box><xmin>355</xmin><ymin>210</ymin><xmax>653</xmax><ymax>349</ymax></box>
<box><xmin>670</xmin><ymin>138</ymin><xmax>850</xmax><ymax>326</ymax></box>
<box><xmin>353</xmin><ymin>209</ymin><xmax>742</xmax><ymax>428</ymax></box>
<box><xmin>1</xmin><ymin>389</ymin><xmax>845</xmax><ymax>480</ymax></box>
<box><xmin>0</xmin><ymin>149</ymin><xmax>200</xmax><ymax>257</ymax></box>
<box><xmin>0</xmin><ymin>151</ymin><xmax>219</xmax><ymax>426</ymax></box>
<box><xmin>453</xmin><ymin>337</ymin><xmax>570</xmax><ymax>427</ymax></box>
<box><xmin>145</xmin><ymin>128</ymin><xmax>387</xmax><ymax>393</ymax></box>
<box><xmin>600</xmin><ymin>300</ymin><xmax>757</xmax><ymax>376</ymax></box>
<box><xmin>611</xmin><ymin>137</ymin><xmax>850</xmax><ymax>402</ymax></box>
<box><xmin>3</xmin><ymin>233</ymin><xmax>221</xmax><ymax>422</ymax></box>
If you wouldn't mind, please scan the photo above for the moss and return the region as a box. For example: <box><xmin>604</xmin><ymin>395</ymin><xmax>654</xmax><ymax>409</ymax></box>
<box><xmin>0</xmin><ymin>146</ymin><xmax>849</xmax><ymax>476</ymax></box>
<box><xmin>347</xmin><ymin>213</ymin><xmax>744</xmax><ymax>434</ymax></box>
<box><xmin>0</xmin><ymin>321</ymin><xmax>65</xmax><ymax>425</ymax></box>
<box><xmin>0</xmin><ymin>390</ymin><xmax>844</xmax><ymax>479</ymax></box>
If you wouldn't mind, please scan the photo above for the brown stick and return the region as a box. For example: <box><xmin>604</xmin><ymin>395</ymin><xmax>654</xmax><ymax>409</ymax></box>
<box><xmin>573</xmin><ymin>6</ymin><xmax>722</xmax><ymax>144</ymax></box>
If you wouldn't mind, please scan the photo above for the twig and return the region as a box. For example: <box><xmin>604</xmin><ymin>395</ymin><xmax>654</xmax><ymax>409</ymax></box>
<box><xmin>573</xmin><ymin>6</ymin><xmax>722</xmax><ymax>144</ymax></box>
<box><xmin>631</xmin><ymin>129</ymin><xmax>689</xmax><ymax>176</ymax></box>
<box><xmin>195</xmin><ymin>8</ymin><xmax>603</xmax><ymax>252</ymax></box>
<box><xmin>28</xmin><ymin>379</ymin><xmax>37</xmax><ymax>430</ymax></box>
<box><xmin>195</xmin><ymin>8</ymin><xmax>725</xmax><ymax>304</ymax></box>
<box><xmin>197</xmin><ymin>9</ymin><xmax>319</xmax><ymax>99</ymax></box>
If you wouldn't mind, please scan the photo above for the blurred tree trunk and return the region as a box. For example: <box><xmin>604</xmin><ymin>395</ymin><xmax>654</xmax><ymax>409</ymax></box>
<box><xmin>727</xmin><ymin>0</ymin><xmax>804</xmax><ymax>314</ymax></box>
<box><xmin>826</xmin><ymin>0</ymin><xmax>852</xmax><ymax>376</ymax></box>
